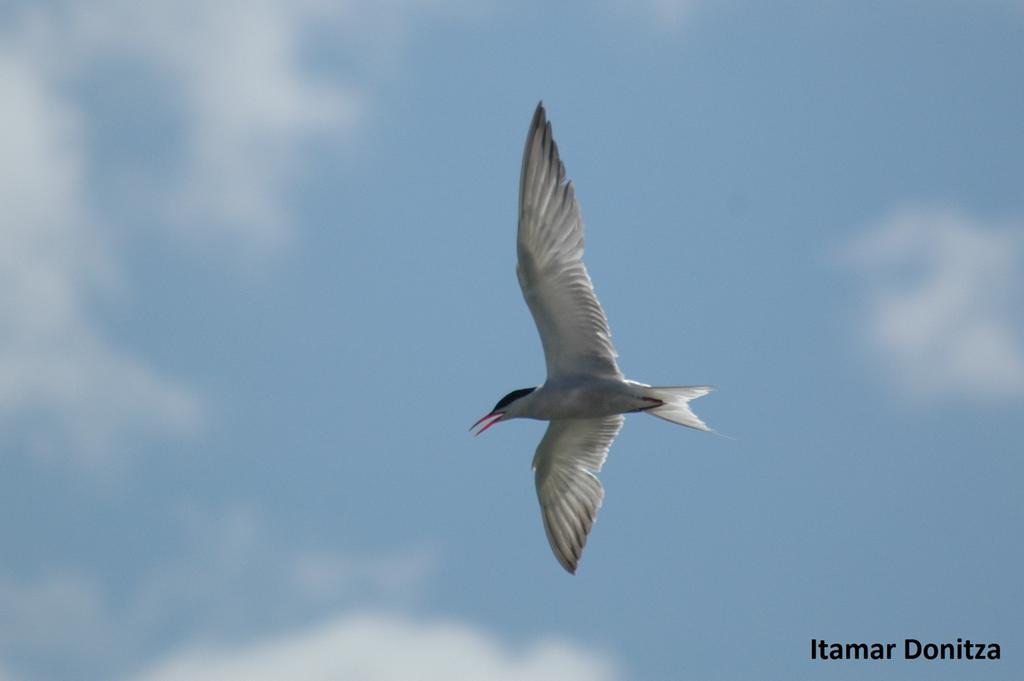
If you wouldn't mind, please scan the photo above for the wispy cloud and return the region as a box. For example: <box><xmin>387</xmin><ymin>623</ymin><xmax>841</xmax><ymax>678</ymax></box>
<box><xmin>649</xmin><ymin>0</ymin><xmax>698</xmax><ymax>27</ymax></box>
<box><xmin>0</xmin><ymin>507</ymin><xmax>441</xmax><ymax>680</ymax></box>
<box><xmin>11</xmin><ymin>0</ymin><xmax>363</xmax><ymax>251</ymax></box>
<box><xmin>0</xmin><ymin>574</ymin><xmax>115</xmax><ymax>661</ymax></box>
<box><xmin>0</xmin><ymin>508</ymin><xmax>611</xmax><ymax>681</ymax></box>
<box><xmin>0</xmin><ymin>661</ymin><xmax>22</xmax><ymax>681</ymax></box>
<box><xmin>11</xmin><ymin>0</ymin><xmax>485</xmax><ymax>252</ymax></box>
<box><xmin>844</xmin><ymin>205</ymin><xmax>1024</xmax><ymax>400</ymax></box>
<box><xmin>605</xmin><ymin>0</ymin><xmax>700</xmax><ymax>31</ymax></box>
<box><xmin>1</xmin><ymin>0</ymin><xmax>474</xmax><ymax>465</ymax></box>
<box><xmin>0</xmin><ymin>43</ymin><xmax>199</xmax><ymax>464</ymax></box>
<box><xmin>289</xmin><ymin>547</ymin><xmax>439</xmax><ymax>600</ymax></box>
<box><xmin>127</xmin><ymin>506</ymin><xmax>439</xmax><ymax>635</ymax></box>
<box><xmin>126</xmin><ymin>612</ymin><xmax>619</xmax><ymax>681</ymax></box>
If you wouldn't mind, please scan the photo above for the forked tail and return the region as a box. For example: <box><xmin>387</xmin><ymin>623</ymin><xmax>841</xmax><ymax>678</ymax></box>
<box><xmin>642</xmin><ymin>385</ymin><xmax>713</xmax><ymax>432</ymax></box>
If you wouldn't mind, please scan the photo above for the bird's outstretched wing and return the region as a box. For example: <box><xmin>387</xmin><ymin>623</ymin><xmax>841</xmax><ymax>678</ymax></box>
<box><xmin>517</xmin><ymin>102</ymin><xmax>622</xmax><ymax>380</ymax></box>
<box><xmin>533</xmin><ymin>415</ymin><xmax>624</xmax><ymax>573</ymax></box>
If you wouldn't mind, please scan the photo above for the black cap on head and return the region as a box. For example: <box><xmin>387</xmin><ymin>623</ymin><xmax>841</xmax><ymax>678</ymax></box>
<box><xmin>492</xmin><ymin>387</ymin><xmax>536</xmax><ymax>412</ymax></box>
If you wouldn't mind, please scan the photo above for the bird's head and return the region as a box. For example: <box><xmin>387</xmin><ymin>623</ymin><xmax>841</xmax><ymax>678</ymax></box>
<box><xmin>470</xmin><ymin>387</ymin><xmax>537</xmax><ymax>435</ymax></box>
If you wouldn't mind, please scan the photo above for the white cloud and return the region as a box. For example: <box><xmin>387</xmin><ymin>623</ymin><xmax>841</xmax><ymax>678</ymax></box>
<box><xmin>13</xmin><ymin>0</ymin><xmax>477</xmax><ymax>252</ymax></box>
<box><xmin>0</xmin><ymin>0</ymin><xmax>478</xmax><ymax>465</ymax></box>
<box><xmin>0</xmin><ymin>45</ymin><xmax>199</xmax><ymax>464</ymax></box>
<box><xmin>58</xmin><ymin>0</ymin><xmax>363</xmax><ymax>250</ymax></box>
<box><xmin>845</xmin><ymin>206</ymin><xmax>1024</xmax><ymax>399</ymax></box>
<box><xmin>289</xmin><ymin>546</ymin><xmax>439</xmax><ymax>600</ymax></box>
<box><xmin>0</xmin><ymin>508</ymin><xmax>442</xmax><ymax>681</ymax></box>
<box><xmin>605</xmin><ymin>0</ymin><xmax>699</xmax><ymax>31</ymax></box>
<box><xmin>649</xmin><ymin>0</ymin><xmax>698</xmax><ymax>27</ymax></box>
<box><xmin>0</xmin><ymin>574</ymin><xmax>115</xmax><ymax>660</ymax></box>
<box><xmin>2</xmin><ymin>0</ymin><xmax>358</xmax><ymax>251</ymax></box>
<box><xmin>127</xmin><ymin>612</ymin><xmax>619</xmax><ymax>681</ymax></box>
<box><xmin>0</xmin><ymin>510</ymin><xmax>604</xmax><ymax>681</ymax></box>
<box><xmin>0</xmin><ymin>662</ymin><xmax>22</xmax><ymax>681</ymax></box>
<box><xmin>126</xmin><ymin>506</ymin><xmax>439</xmax><ymax>637</ymax></box>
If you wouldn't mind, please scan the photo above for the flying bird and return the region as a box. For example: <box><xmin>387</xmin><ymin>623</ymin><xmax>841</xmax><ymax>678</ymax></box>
<box><xmin>472</xmin><ymin>102</ymin><xmax>713</xmax><ymax>574</ymax></box>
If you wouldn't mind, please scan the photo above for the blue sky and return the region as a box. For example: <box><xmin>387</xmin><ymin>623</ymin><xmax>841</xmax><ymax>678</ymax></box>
<box><xmin>1</xmin><ymin>1</ymin><xmax>1022</xmax><ymax>679</ymax></box>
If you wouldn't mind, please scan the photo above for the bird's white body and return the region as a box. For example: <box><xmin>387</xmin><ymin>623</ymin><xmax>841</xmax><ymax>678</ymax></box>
<box><xmin>504</xmin><ymin>377</ymin><xmax>654</xmax><ymax>421</ymax></box>
<box><xmin>474</xmin><ymin>102</ymin><xmax>712</xmax><ymax>574</ymax></box>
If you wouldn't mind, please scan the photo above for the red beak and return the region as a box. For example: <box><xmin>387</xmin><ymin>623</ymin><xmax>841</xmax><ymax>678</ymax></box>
<box><xmin>470</xmin><ymin>411</ymin><xmax>503</xmax><ymax>436</ymax></box>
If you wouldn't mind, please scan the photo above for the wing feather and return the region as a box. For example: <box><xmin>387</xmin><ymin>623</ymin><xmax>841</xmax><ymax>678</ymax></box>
<box><xmin>517</xmin><ymin>103</ymin><xmax>621</xmax><ymax>380</ymax></box>
<box><xmin>532</xmin><ymin>415</ymin><xmax>624</xmax><ymax>573</ymax></box>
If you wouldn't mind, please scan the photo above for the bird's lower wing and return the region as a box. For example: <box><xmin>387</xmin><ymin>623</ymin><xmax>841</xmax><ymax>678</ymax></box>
<box><xmin>533</xmin><ymin>415</ymin><xmax>624</xmax><ymax>574</ymax></box>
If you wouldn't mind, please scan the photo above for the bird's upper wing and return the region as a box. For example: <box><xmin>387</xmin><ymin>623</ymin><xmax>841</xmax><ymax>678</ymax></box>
<box><xmin>517</xmin><ymin>102</ymin><xmax>622</xmax><ymax>380</ymax></box>
<box><xmin>533</xmin><ymin>415</ymin><xmax>624</xmax><ymax>574</ymax></box>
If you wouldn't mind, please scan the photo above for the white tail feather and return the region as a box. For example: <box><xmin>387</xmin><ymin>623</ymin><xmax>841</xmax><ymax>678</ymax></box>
<box><xmin>643</xmin><ymin>385</ymin><xmax>713</xmax><ymax>431</ymax></box>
